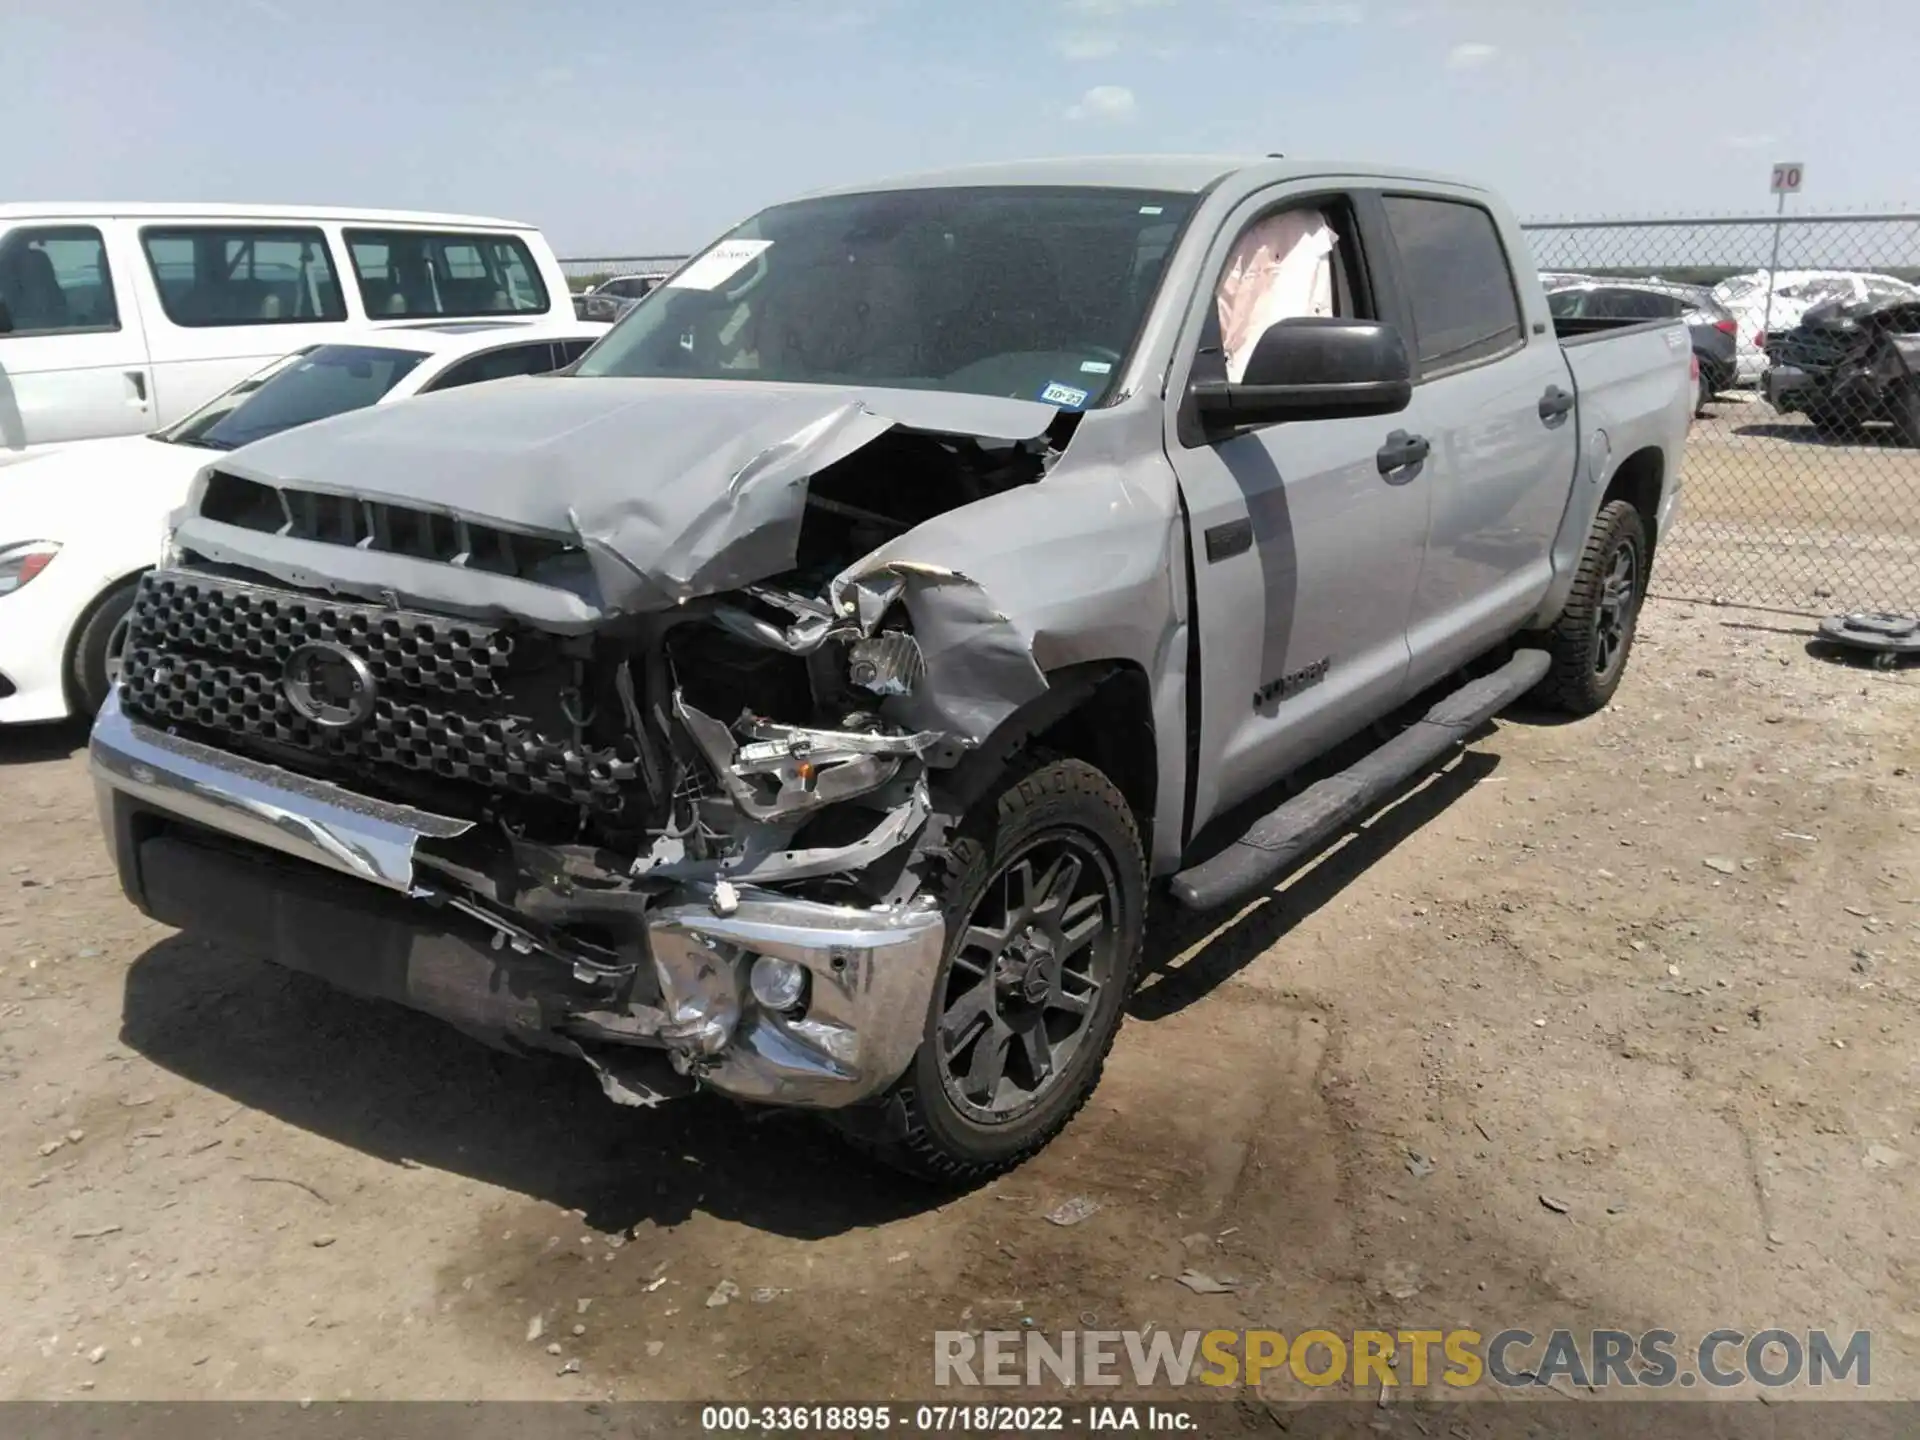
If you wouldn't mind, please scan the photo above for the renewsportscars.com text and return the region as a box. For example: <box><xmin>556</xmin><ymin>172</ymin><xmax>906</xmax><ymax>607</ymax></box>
<box><xmin>934</xmin><ymin>1327</ymin><xmax>1871</xmax><ymax>1390</ymax></box>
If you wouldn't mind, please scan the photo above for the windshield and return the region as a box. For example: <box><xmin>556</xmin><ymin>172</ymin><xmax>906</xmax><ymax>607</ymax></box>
<box><xmin>574</xmin><ymin>186</ymin><xmax>1196</xmax><ymax>408</ymax></box>
<box><xmin>159</xmin><ymin>344</ymin><xmax>429</xmax><ymax>451</ymax></box>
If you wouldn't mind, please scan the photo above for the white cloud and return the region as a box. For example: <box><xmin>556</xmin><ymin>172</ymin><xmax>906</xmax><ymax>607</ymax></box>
<box><xmin>1065</xmin><ymin>0</ymin><xmax>1175</xmax><ymax>14</ymax></box>
<box><xmin>1724</xmin><ymin>133</ymin><xmax>1779</xmax><ymax>150</ymax></box>
<box><xmin>1256</xmin><ymin>1</ymin><xmax>1365</xmax><ymax>22</ymax></box>
<box><xmin>1445</xmin><ymin>40</ymin><xmax>1497</xmax><ymax>68</ymax></box>
<box><xmin>1054</xmin><ymin>31</ymin><xmax>1124</xmax><ymax>58</ymax></box>
<box><xmin>1066</xmin><ymin>84</ymin><xmax>1139</xmax><ymax>122</ymax></box>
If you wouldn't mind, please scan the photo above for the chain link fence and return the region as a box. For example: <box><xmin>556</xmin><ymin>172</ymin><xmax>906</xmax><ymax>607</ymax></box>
<box><xmin>1521</xmin><ymin>212</ymin><xmax>1920</xmax><ymax>613</ymax></box>
<box><xmin>569</xmin><ymin>216</ymin><xmax>1920</xmax><ymax>614</ymax></box>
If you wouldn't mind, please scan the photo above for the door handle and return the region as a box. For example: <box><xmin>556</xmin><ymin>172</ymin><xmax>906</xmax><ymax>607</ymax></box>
<box><xmin>1376</xmin><ymin>430</ymin><xmax>1430</xmax><ymax>474</ymax></box>
<box><xmin>125</xmin><ymin>370</ymin><xmax>148</xmax><ymax>405</ymax></box>
<box><xmin>1538</xmin><ymin>385</ymin><xmax>1575</xmax><ymax>421</ymax></box>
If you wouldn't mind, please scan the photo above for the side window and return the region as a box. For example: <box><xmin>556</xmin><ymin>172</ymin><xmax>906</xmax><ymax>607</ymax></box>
<box><xmin>1546</xmin><ymin>289</ymin><xmax>1585</xmax><ymax>319</ymax></box>
<box><xmin>0</xmin><ymin>226</ymin><xmax>120</xmax><ymax>335</ymax></box>
<box><xmin>140</xmin><ymin>227</ymin><xmax>346</xmax><ymax>327</ymax></box>
<box><xmin>345</xmin><ymin>230</ymin><xmax>550</xmax><ymax>318</ymax></box>
<box><xmin>556</xmin><ymin>338</ymin><xmax>596</xmax><ymax>365</ymax></box>
<box><xmin>1206</xmin><ymin>200</ymin><xmax>1363</xmax><ymax>384</ymax></box>
<box><xmin>1380</xmin><ymin>195</ymin><xmax>1523</xmax><ymax>374</ymax></box>
<box><xmin>1586</xmin><ymin>288</ymin><xmax>1676</xmax><ymax>321</ymax></box>
<box><xmin>427</xmin><ymin>342</ymin><xmax>560</xmax><ymax>391</ymax></box>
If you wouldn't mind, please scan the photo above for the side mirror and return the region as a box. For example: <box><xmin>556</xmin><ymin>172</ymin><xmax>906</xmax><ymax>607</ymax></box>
<box><xmin>1193</xmin><ymin>317</ymin><xmax>1412</xmax><ymax>431</ymax></box>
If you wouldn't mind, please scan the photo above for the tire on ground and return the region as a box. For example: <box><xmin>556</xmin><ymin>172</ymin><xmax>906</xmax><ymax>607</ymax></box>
<box><xmin>831</xmin><ymin>755</ymin><xmax>1146</xmax><ymax>1184</ymax></box>
<box><xmin>68</xmin><ymin>578</ymin><xmax>140</xmax><ymax>717</ymax></box>
<box><xmin>1533</xmin><ymin>498</ymin><xmax>1648</xmax><ymax>717</ymax></box>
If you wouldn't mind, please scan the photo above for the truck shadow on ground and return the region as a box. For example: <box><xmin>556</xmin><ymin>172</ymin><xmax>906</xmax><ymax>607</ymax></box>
<box><xmin>118</xmin><ymin>936</ymin><xmax>935</xmax><ymax>1239</ymax></box>
<box><xmin>115</xmin><ymin>739</ymin><xmax>1503</xmax><ymax>1240</ymax></box>
<box><xmin>0</xmin><ymin>719</ymin><xmax>87</xmax><ymax>765</ymax></box>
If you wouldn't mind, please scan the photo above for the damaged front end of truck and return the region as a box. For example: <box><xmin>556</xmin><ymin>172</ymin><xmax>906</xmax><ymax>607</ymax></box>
<box><xmin>92</xmin><ymin>376</ymin><xmax>1147</xmax><ymax>1112</ymax></box>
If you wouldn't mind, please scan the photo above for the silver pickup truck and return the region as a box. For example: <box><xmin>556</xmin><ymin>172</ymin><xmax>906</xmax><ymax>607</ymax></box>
<box><xmin>89</xmin><ymin>158</ymin><xmax>1691</xmax><ymax>1181</ymax></box>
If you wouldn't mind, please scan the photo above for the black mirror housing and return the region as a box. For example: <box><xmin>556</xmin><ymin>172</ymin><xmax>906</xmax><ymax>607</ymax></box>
<box><xmin>1194</xmin><ymin>317</ymin><xmax>1413</xmax><ymax>431</ymax></box>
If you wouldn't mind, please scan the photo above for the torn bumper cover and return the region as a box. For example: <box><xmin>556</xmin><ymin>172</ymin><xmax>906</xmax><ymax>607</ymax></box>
<box><xmin>91</xmin><ymin>693</ymin><xmax>945</xmax><ymax>1109</ymax></box>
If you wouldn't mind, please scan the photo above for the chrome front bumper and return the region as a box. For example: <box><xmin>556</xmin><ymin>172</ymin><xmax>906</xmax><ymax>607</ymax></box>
<box><xmin>89</xmin><ymin>693</ymin><xmax>945</xmax><ymax>1109</ymax></box>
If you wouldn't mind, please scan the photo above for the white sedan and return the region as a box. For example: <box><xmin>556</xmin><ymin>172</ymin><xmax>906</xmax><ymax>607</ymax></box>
<box><xmin>0</xmin><ymin>318</ymin><xmax>607</xmax><ymax>724</ymax></box>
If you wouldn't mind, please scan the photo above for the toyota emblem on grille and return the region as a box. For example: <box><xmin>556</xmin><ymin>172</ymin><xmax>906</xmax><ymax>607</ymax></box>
<box><xmin>282</xmin><ymin>642</ymin><xmax>377</xmax><ymax>728</ymax></box>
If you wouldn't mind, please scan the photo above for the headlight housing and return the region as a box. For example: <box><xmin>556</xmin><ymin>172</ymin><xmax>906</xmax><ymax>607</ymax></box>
<box><xmin>0</xmin><ymin>540</ymin><xmax>60</xmax><ymax>596</ymax></box>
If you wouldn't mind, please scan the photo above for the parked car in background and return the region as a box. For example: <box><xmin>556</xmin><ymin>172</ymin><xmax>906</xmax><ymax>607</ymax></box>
<box><xmin>573</xmin><ymin>272</ymin><xmax>667</xmax><ymax>323</ymax></box>
<box><xmin>1544</xmin><ymin>275</ymin><xmax>1736</xmax><ymax>413</ymax></box>
<box><xmin>0</xmin><ymin>318</ymin><xmax>606</xmax><ymax>725</ymax></box>
<box><xmin>1712</xmin><ymin>269</ymin><xmax>1920</xmax><ymax>386</ymax></box>
<box><xmin>88</xmin><ymin>156</ymin><xmax>1692</xmax><ymax>1181</ymax></box>
<box><xmin>1764</xmin><ymin>291</ymin><xmax>1920</xmax><ymax>444</ymax></box>
<box><xmin>0</xmin><ymin>204</ymin><xmax>574</xmax><ymax>466</ymax></box>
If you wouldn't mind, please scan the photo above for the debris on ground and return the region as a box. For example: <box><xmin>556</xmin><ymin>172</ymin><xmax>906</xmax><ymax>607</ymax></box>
<box><xmin>1044</xmin><ymin>1196</ymin><xmax>1102</xmax><ymax>1227</ymax></box>
<box><xmin>525</xmin><ymin>1316</ymin><xmax>544</xmax><ymax>1343</ymax></box>
<box><xmin>706</xmin><ymin>1280</ymin><xmax>740</xmax><ymax>1308</ymax></box>
<box><xmin>1540</xmin><ymin>1194</ymin><xmax>1572</xmax><ymax>1214</ymax></box>
<box><xmin>1174</xmin><ymin>1270</ymin><xmax>1236</xmax><ymax>1295</ymax></box>
<box><xmin>1405</xmin><ymin>1150</ymin><xmax>1436</xmax><ymax>1179</ymax></box>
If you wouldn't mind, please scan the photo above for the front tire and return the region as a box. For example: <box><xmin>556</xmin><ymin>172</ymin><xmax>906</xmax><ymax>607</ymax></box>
<box><xmin>68</xmin><ymin>579</ymin><xmax>139</xmax><ymax>717</ymax></box>
<box><xmin>833</xmin><ymin>757</ymin><xmax>1146</xmax><ymax>1183</ymax></box>
<box><xmin>1534</xmin><ymin>499</ymin><xmax>1647</xmax><ymax>716</ymax></box>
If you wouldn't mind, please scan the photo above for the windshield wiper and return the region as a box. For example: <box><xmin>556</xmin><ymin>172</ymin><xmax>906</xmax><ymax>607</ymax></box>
<box><xmin>175</xmin><ymin>436</ymin><xmax>238</xmax><ymax>451</ymax></box>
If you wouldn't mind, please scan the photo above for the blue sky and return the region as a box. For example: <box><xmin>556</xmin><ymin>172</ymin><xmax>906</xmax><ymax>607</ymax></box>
<box><xmin>4</xmin><ymin>0</ymin><xmax>1913</xmax><ymax>256</ymax></box>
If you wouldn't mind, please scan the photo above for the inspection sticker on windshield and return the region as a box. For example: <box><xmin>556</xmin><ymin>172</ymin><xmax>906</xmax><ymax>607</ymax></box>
<box><xmin>1040</xmin><ymin>381</ymin><xmax>1091</xmax><ymax>409</ymax></box>
<box><xmin>1079</xmin><ymin>360</ymin><xmax>1112</xmax><ymax>375</ymax></box>
<box><xmin>666</xmin><ymin>239</ymin><xmax>771</xmax><ymax>291</ymax></box>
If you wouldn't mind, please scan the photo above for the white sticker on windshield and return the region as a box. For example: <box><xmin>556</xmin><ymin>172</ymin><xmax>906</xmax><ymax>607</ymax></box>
<box><xmin>1139</xmin><ymin>205</ymin><xmax>1164</xmax><ymax>215</ymax></box>
<box><xmin>1079</xmin><ymin>360</ymin><xmax>1113</xmax><ymax>374</ymax></box>
<box><xmin>666</xmin><ymin>239</ymin><xmax>772</xmax><ymax>291</ymax></box>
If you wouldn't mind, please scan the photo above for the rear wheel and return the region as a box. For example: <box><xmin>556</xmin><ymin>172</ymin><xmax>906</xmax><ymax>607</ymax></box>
<box><xmin>1696</xmin><ymin>365</ymin><xmax>1713</xmax><ymax>416</ymax></box>
<box><xmin>68</xmin><ymin>579</ymin><xmax>140</xmax><ymax>717</ymax></box>
<box><xmin>1534</xmin><ymin>500</ymin><xmax>1647</xmax><ymax>716</ymax></box>
<box><xmin>832</xmin><ymin>757</ymin><xmax>1145</xmax><ymax>1184</ymax></box>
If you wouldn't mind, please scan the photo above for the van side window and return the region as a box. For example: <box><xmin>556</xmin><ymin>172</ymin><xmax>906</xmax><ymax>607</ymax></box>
<box><xmin>140</xmin><ymin>227</ymin><xmax>346</xmax><ymax>327</ymax></box>
<box><xmin>1380</xmin><ymin>195</ymin><xmax>1523</xmax><ymax>373</ymax></box>
<box><xmin>0</xmin><ymin>226</ymin><xmax>120</xmax><ymax>335</ymax></box>
<box><xmin>344</xmin><ymin>231</ymin><xmax>549</xmax><ymax>319</ymax></box>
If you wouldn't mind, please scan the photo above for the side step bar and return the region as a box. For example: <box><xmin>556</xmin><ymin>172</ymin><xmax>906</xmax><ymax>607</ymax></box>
<box><xmin>1169</xmin><ymin>648</ymin><xmax>1550</xmax><ymax>912</ymax></box>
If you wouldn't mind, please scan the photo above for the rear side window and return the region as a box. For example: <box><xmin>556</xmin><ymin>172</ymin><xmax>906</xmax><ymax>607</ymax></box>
<box><xmin>1585</xmin><ymin>288</ymin><xmax>1681</xmax><ymax>321</ymax></box>
<box><xmin>0</xmin><ymin>226</ymin><xmax>120</xmax><ymax>335</ymax></box>
<box><xmin>140</xmin><ymin>227</ymin><xmax>346</xmax><ymax>327</ymax></box>
<box><xmin>427</xmin><ymin>341</ymin><xmax>562</xmax><ymax>391</ymax></box>
<box><xmin>345</xmin><ymin>230</ymin><xmax>548</xmax><ymax>318</ymax></box>
<box><xmin>1381</xmin><ymin>195</ymin><xmax>1523</xmax><ymax>373</ymax></box>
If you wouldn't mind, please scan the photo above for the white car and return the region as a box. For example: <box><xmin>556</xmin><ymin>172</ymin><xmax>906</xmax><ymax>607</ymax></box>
<box><xmin>0</xmin><ymin>318</ymin><xmax>607</xmax><ymax>724</ymax></box>
<box><xmin>1713</xmin><ymin>268</ymin><xmax>1920</xmax><ymax>385</ymax></box>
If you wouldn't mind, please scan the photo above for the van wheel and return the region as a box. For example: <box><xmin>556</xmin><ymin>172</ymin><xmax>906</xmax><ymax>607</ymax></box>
<box><xmin>1893</xmin><ymin>382</ymin><xmax>1920</xmax><ymax>449</ymax></box>
<box><xmin>69</xmin><ymin>579</ymin><xmax>140</xmax><ymax>717</ymax></box>
<box><xmin>831</xmin><ymin>757</ymin><xmax>1145</xmax><ymax>1184</ymax></box>
<box><xmin>1534</xmin><ymin>500</ymin><xmax>1646</xmax><ymax>717</ymax></box>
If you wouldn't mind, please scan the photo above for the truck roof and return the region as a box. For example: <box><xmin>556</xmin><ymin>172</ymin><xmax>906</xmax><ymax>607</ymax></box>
<box><xmin>800</xmin><ymin>155</ymin><xmax>1488</xmax><ymax>199</ymax></box>
<box><xmin>0</xmin><ymin>201</ymin><xmax>539</xmax><ymax>230</ymax></box>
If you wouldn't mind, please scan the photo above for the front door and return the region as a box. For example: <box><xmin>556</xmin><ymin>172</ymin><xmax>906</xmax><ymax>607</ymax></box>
<box><xmin>1164</xmin><ymin>187</ymin><xmax>1432</xmax><ymax>839</ymax></box>
<box><xmin>0</xmin><ymin>222</ymin><xmax>152</xmax><ymax>461</ymax></box>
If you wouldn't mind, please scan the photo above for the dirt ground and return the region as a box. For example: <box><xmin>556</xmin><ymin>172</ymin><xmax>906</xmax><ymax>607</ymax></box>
<box><xmin>5</xmin><ymin>460</ymin><xmax>1920</xmax><ymax>1408</ymax></box>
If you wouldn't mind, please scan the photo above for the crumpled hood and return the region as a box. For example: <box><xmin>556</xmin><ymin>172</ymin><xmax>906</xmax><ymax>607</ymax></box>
<box><xmin>203</xmin><ymin>375</ymin><xmax>1059</xmax><ymax>615</ymax></box>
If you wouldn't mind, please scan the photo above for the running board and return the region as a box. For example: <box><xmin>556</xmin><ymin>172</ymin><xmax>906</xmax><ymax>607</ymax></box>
<box><xmin>1169</xmin><ymin>648</ymin><xmax>1550</xmax><ymax>912</ymax></box>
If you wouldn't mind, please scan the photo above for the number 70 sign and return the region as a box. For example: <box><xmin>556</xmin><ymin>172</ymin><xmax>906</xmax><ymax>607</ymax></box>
<box><xmin>1771</xmin><ymin>162</ymin><xmax>1806</xmax><ymax>194</ymax></box>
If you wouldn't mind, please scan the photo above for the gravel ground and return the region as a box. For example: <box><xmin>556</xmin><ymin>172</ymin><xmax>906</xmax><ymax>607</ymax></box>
<box><xmin>3</xmin><ymin>589</ymin><xmax>1919</xmax><ymax>1408</ymax></box>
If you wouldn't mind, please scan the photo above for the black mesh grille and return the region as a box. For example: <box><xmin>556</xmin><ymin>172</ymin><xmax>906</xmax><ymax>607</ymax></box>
<box><xmin>199</xmin><ymin>471</ymin><xmax>575</xmax><ymax>577</ymax></box>
<box><xmin>119</xmin><ymin>570</ymin><xmax>635</xmax><ymax>810</ymax></box>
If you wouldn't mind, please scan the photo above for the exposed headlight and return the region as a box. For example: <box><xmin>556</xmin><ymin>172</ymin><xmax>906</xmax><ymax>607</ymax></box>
<box><xmin>748</xmin><ymin>954</ymin><xmax>809</xmax><ymax>1013</ymax></box>
<box><xmin>0</xmin><ymin>540</ymin><xmax>60</xmax><ymax>596</ymax></box>
<box><xmin>158</xmin><ymin>519</ymin><xmax>182</xmax><ymax>571</ymax></box>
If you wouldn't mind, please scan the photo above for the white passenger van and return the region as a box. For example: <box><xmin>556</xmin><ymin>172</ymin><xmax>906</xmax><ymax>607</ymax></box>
<box><xmin>0</xmin><ymin>204</ymin><xmax>572</xmax><ymax>465</ymax></box>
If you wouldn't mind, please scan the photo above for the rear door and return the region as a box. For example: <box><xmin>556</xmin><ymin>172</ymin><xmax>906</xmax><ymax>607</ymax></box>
<box><xmin>0</xmin><ymin>220</ymin><xmax>153</xmax><ymax>460</ymax></box>
<box><xmin>1164</xmin><ymin>185</ymin><xmax>1433</xmax><ymax>835</ymax></box>
<box><xmin>1378</xmin><ymin>190</ymin><xmax>1579</xmax><ymax>692</ymax></box>
<box><xmin>130</xmin><ymin>221</ymin><xmax>354</xmax><ymax>428</ymax></box>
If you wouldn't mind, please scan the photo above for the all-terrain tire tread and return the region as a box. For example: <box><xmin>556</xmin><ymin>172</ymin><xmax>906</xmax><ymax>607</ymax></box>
<box><xmin>834</xmin><ymin>754</ymin><xmax>1146</xmax><ymax>1186</ymax></box>
<box><xmin>1534</xmin><ymin>499</ymin><xmax>1646</xmax><ymax>717</ymax></box>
